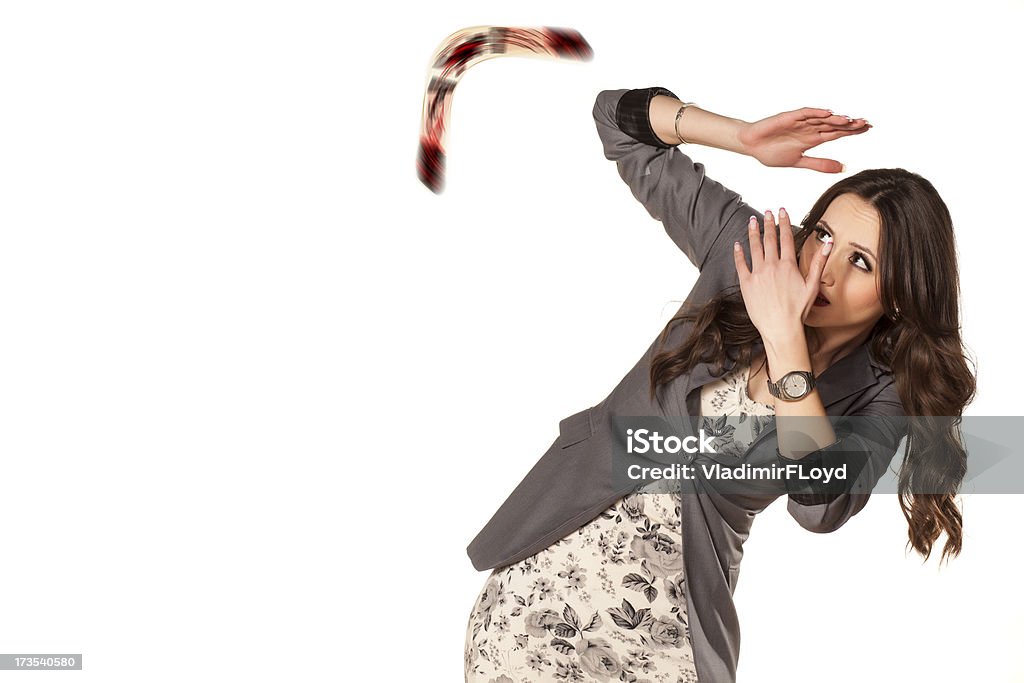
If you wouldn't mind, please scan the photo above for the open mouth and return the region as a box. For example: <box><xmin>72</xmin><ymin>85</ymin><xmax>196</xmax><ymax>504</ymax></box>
<box><xmin>814</xmin><ymin>293</ymin><xmax>831</xmax><ymax>307</ymax></box>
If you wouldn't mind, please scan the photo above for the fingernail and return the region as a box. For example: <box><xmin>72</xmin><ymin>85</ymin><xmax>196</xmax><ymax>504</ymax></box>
<box><xmin>823</xmin><ymin>241</ymin><xmax>833</xmax><ymax>254</ymax></box>
<box><xmin>779</xmin><ymin>207</ymin><xmax>787</xmax><ymax>218</ymax></box>
<box><xmin>749</xmin><ymin>216</ymin><xmax>757</xmax><ymax>226</ymax></box>
<box><xmin>839</xmin><ymin>163</ymin><xmax>846</xmax><ymax>173</ymax></box>
<box><xmin>765</xmin><ymin>209</ymin><xmax>773</xmax><ymax>220</ymax></box>
<box><xmin>734</xmin><ymin>241</ymin><xmax>741</xmax><ymax>251</ymax></box>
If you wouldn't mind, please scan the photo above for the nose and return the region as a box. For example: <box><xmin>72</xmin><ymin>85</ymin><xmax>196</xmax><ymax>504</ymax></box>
<box><xmin>820</xmin><ymin>259</ymin><xmax>836</xmax><ymax>287</ymax></box>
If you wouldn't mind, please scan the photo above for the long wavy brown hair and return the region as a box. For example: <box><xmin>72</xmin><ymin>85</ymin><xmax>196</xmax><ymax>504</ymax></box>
<box><xmin>648</xmin><ymin>169</ymin><xmax>976</xmax><ymax>564</ymax></box>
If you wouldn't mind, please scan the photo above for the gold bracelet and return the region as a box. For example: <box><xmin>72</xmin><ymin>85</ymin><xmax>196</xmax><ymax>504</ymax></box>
<box><xmin>674</xmin><ymin>102</ymin><xmax>697</xmax><ymax>145</ymax></box>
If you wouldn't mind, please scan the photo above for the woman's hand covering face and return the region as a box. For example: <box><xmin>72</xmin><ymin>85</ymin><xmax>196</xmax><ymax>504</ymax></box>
<box><xmin>733</xmin><ymin>208</ymin><xmax>832</xmax><ymax>343</ymax></box>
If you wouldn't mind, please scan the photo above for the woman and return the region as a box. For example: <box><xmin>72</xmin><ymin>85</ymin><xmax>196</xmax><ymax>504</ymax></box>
<box><xmin>464</xmin><ymin>86</ymin><xmax>975</xmax><ymax>683</ymax></box>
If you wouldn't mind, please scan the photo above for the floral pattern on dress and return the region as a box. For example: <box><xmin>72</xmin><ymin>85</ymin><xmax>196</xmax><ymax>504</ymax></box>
<box><xmin>700</xmin><ymin>363</ymin><xmax>775</xmax><ymax>458</ymax></box>
<box><xmin>465</xmin><ymin>362</ymin><xmax>773</xmax><ymax>683</ymax></box>
<box><xmin>465</xmin><ymin>491</ymin><xmax>700</xmax><ymax>683</ymax></box>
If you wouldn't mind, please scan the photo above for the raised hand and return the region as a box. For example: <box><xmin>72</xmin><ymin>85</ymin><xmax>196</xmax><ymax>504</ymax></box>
<box><xmin>738</xmin><ymin>109</ymin><xmax>872</xmax><ymax>173</ymax></box>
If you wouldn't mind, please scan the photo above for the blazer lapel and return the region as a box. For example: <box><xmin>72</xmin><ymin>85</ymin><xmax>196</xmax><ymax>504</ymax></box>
<box><xmin>812</xmin><ymin>343</ymin><xmax>881</xmax><ymax>407</ymax></box>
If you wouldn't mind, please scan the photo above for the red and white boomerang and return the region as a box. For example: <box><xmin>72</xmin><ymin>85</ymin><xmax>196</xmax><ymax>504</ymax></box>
<box><xmin>417</xmin><ymin>25</ymin><xmax>593</xmax><ymax>194</ymax></box>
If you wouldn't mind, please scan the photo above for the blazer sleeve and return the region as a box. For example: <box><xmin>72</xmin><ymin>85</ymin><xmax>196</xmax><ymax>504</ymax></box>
<box><xmin>776</xmin><ymin>382</ymin><xmax>908</xmax><ymax>534</ymax></box>
<box><xmin>592</xmin><ymin>87</ymin><xmax>757</xmax><ymax>272</ymax></box>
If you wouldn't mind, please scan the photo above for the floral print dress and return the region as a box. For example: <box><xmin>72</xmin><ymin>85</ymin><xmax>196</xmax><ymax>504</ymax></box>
<box><xmin>464</xmin><ymin>363</ymin><xmax>774</xmax><ymax>683</ymax></box>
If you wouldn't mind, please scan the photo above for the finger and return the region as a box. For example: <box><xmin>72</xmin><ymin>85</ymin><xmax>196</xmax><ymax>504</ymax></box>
<box><xmin>733</xmin><ymin>240</ymin><xmax>750</xmax><ymax>279</ymax></box>
<box><xmin>747</xmin><ymin>215</ymin><xmax>764</xmax><ymax>269</ymax></box>
<box><xmin>778</xmin><ymin>207</ymin><xmax>796</xmax><ymax>262</ymax></box>
<box><xmin>817</xmin><ymin>125</ymin><xmax>872</xmax><ymax>143</ymax></box>
<box><xmin>796</xmin><ymin>107</ymin><xmax>835</xmax><ymax>120</ymax></box>
<box><xmin>789</xmin><ymin>107</ymin><xmax>836</xmax><ymax>123</ymax></box>
<box><xmin>792</xmin><ymin>156</ymin><xmax>845</xmax><ymax>174</ymax></box>
<box><xmin>817</xmin><ymin>121</ymin><xmax>870</xmax><ymax>134</ymax></box>
<box><xmin>816</xmin><ymin>114</ymin><xmax>865</xmax><ymax>126</ymax></box>
<box><xmin>763</xmin><ymin>210</ymin><xmax>779</xmax><ymax>263</ymax></box>
<box><xmin>805</xmin><ymin>237</ymin><xmax>833</xmax><ymax>294</ymax></box>
<box><xmin>806</xmin><ymin>116</ymin><xmax>869</xmax><ymax>129</ymax></box>
<box><xmin>845</xmin><ymin>123</ymin><xmax>872</xmax><ymax>134</ymax></box>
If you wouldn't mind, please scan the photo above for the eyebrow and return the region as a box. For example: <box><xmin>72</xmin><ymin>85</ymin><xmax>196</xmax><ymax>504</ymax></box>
<box><xmin>816</xmin><ymin>220</ymin><xmax>877</xmax><ymax>261</ymax></box>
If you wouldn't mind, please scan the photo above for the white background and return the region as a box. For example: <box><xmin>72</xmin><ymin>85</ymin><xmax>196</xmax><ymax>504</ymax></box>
<box><xmin>1</xmin><ymin>1</ymin><xmax>1021</xmax><ymax>682</ymax></box>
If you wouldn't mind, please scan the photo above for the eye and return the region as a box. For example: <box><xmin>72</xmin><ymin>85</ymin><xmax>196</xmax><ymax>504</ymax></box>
<box><xmin>814</xmin><ymin>226</ymin><xmax>872</xmax><ymax>273</ymax></box>
<box><xmin>851</xmin><ymin>252</ymin><xmax>872</xmax><ymax>272</ymax></box>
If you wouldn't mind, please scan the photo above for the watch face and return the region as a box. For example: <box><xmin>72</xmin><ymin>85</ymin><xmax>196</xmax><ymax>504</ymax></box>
<box><xmin>782</xmin><ymin>373</ymin><xmax>809</xmax><ymax>398</ymax></box>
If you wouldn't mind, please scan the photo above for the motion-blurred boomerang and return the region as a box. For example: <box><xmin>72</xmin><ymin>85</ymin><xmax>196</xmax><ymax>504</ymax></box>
<box><xmin>416</xmin><ymin>25</ymin><xmax>593</xmax><ymax>194</ymax></box>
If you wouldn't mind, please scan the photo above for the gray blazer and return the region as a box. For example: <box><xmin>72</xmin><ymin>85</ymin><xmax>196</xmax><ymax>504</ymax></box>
<box><xmin>466</xmin><ymin>87</ymin><xmax>908</xmax><ymax>683</ymax></box>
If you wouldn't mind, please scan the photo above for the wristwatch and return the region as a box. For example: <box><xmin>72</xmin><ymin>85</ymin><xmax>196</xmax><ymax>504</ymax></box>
<box><xmin>767</xmin><ymin>370</ymin><xmax>816</xmax><ymax>401</ymax></box>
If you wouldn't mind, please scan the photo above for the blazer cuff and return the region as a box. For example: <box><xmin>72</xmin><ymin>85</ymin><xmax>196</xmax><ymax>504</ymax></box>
<box><xmin>776</xmin><ymin>444</ymin><xmax>845</xmax><ymax>506</ymax></box>
<box><xmin>615</xmin><ymin>87</ymin><xmax>680</xmax><ymax>149</ymax></box>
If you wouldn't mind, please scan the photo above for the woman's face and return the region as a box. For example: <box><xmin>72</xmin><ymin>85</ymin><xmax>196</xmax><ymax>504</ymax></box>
<box><xmin>798</xmin><ymin>193</ymin><xmax>885</xmax><ymax>333</ymax></box>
